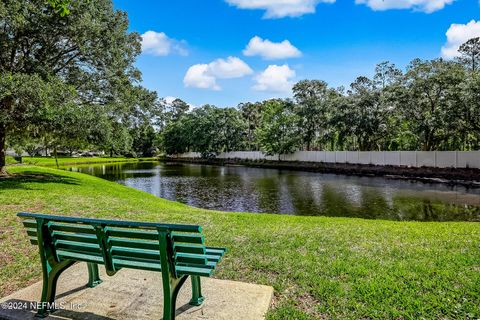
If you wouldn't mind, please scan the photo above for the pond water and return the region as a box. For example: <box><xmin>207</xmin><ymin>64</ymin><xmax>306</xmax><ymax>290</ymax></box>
<box><xmin>67</xmin><ymin>161</ymin><xmax>480</xmax><ymax>222</ymax></box>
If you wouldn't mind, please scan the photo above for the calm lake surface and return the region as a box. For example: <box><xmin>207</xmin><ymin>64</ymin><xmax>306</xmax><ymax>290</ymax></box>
<box><xmin>67</xmin><ymin>161</ymin><xmax>480</xmax><ymax>222</ymax></box>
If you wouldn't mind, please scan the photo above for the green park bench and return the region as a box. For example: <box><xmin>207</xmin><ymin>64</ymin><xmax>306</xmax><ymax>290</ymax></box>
<box><xmin>18</xmin><ymin>212</ymin><xmax>227</xmax><ymax>320</ymax></box>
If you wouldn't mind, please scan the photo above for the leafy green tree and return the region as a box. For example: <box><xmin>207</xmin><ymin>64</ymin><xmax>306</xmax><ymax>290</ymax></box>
<box><xmin>398</xmin><ymin>59</ymin><xmax>466</xmax><ymax>151</ymax></box>
<box><xmin>374</xmin><ymin>61</ymin><xmax>403</xmax><ymax>89</ymax></box>
<box><xmin>162</xmin><ymin>117</ymin><xmax>193</xmax><ymax>155</ymax></box>
<box><xmin>217</xmin><ymin>108</ymin><xmax>247</xmax><ymax>153</ymax></box>
<box><xmin>239</xmin><ymin>102</ymin><xmax>263</xmax><ymax>151</ymax></box>
<box><xmin>326</xmin><ymin>87</ymin><xmax>351</xmax><ymax>150</ymax></box>
<box><xmin>374</xmin><ymin>62</ymin><xmax>407</xmax><ymax>150</ymax></box>
<box><xmin>188</xmin><ymin>105</ymin><xmax>246</xmax><ymax>158</ymax></box>
<box><xmin>131</xmin><ymin>124</ymin><xmax>157</xmax><ymax>157</ymax></box>
<box><xmin>101</xmin><ymin>120</ymin><xmax>133</xmax><ymax>157</ymax></box>
<box><xmin>34</xmin><ymin>80</ymin><xmax>86</xmax><ymax>166</ymax></box>
<box><xmin>162</xmin><ymin>105</ymin><xmax>247</xmax><ymax>158</ymax></box>
<box><xmin>327</xmin><ymin>62</ymin><xmax>403</xmax><ymax>151</ymax></box>
<box><xmin>166</xmin><ymin>99</ymin><xmax>190</xmax><ymax>123</ymax></box>
<box><xmin>335</xmin><ymin>77</ymin><xmax>387</xmax><ymax>151</ymax></box>
<box><xmin>292</xmin><ymin>80</ymin><xmax>334</xmax><ymax>151</ymax></box>
<box><xmin>114</xmin><ymin>86</ymin><xmax>161</xmax><ymax>157</ymax></box>
<box><xmin>457</xmin><ymin>72</ymin><xmax>480</xmax><ymax>149</ymax></box>
<box><xmin>256</xmin><ymin>99</ymin><xmax>301</xmax><ymax>158</ymax></box>
<box><xmin>458</xmin><ymin>37</ymin><xmax>480</xmax><ymax>74</ymax></box>
<box><xmin>0</xmin><ymin>0</ymin><xmax>142</xmax><ymax>173</ymax></box>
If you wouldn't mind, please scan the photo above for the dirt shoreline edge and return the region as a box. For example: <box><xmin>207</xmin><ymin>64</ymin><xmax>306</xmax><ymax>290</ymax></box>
<box><xmin>163</xmin><ymin>157</ymin><xmax>480</xmax><ymax>188</ymax></box>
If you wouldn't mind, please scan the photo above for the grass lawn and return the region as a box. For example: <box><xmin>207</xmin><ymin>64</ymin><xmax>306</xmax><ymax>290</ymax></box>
<box><xmin>1</xmin><ymin>165</ymin><xmax>479</xmax><ymax>319</ymax></box>
<box><xmin>6</xmin><ymin>156</ymin><xmax>157</xmax><ymax>167</ymax></box>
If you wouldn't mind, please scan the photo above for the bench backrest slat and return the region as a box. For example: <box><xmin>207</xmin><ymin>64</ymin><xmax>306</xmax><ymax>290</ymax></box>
<box><xmin>171</xmin><ymin>233</ymin><xmax>204</xmax><ymax>245</ymax></box>
<box><xmin>18</xmin><ymin>212</ymin><xmax>201</xmax><ymax>233</ymax></box>
<box><xmin>50</xmin><ymin>223</ymin><xmax>96</xmax><ymax>235</ymax></box>
<box><xmin>109</xmin><ymin>238</ymin><xmax>159</xmax><ymax>251</ymax></box>
<box><xmin>105</xmin><ymin>227</ymin><xmax>159</xmax><ymax>241</ymax></box>
<box><xmin>53</xmin><ymin>232</ymin><xmax>99</xmax><ymax>244</ymax></box>
<box><xmin>111</xmin><ymin>246</ymin><xmax>160</xmax><ymax>261</ymax></box>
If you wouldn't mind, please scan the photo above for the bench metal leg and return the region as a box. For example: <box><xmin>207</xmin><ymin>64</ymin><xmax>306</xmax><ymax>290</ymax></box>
<box><xmin>189</xmin><ymin>276</ymin><xmax>205</xmax><ymax>306</ymax></box>
<box><xmin>86</xmin><ymin>263</ymin><xmax>102</xmax><ymax>288</ymax></box>
<box><xmin>162</xmin><ymin>275</ymin><xmax>188</xmax><ymax>320</ymax></box>
<box><xmin>36</xmin><ymin>260</ymin><xmax>75</xmax><ymax>318</ymax></box>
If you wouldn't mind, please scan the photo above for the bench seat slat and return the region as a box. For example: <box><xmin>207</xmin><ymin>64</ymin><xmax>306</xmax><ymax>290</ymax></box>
<box><xmin>113</xmin><ymin>258</ymin><xmax>161</xmax><ymax>272</ymax></box>
<box><xmin>177</xmin><ymin>261</ymin><xmax>217</xmax><ymax>269</ymax></box>
<box><xmin>206</xmin><ymin>247</ymin><xmax>226</xmax><ymax>255</ymax></box>
<box><xmin>176</xmin><ymin>252</ymin><xmax>220</xmax><ymax>263</ymax></box>
<box><xmin>175</xmin><ymin>253</ymin><xmax>207</xmax><ymax>265</ymax></box>
<box><xmin>110</xmin><ymin>254</ymin><xmax>160</xmax><ymax>264</ymax></box>
<box><xmin>112</xmin><ymin>255</ymin><xmax>216</xmax><ymax>271</ymax></box>
<box><xmin>176</xmin><ymin>265</ymin><xmax>213</xmax><ymax>277</ymax></box>
<box><xmin>111</xmin><ymin>248</ymin><xmax>215</xmax><ymax>266</ymax></box>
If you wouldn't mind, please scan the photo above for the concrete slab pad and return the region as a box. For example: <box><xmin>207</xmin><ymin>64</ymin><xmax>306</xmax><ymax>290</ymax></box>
<box><xmin>0</xmin><ymin>263</ymin><xmax>273</xmax><ymax>320</ymax></box>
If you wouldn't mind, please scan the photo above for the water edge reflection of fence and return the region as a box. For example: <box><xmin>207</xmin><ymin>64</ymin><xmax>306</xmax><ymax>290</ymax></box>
<box><xmin>176</xmin><ymin>151</ymin><xmax>480</xmax><ymax>169</ymax></box>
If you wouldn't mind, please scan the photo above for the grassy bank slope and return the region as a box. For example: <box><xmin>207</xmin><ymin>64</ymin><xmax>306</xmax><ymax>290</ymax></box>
<box><xmin>1</xmin><ymin>166</ymin><xmax>479</xmax><ymax>319</ymax></box>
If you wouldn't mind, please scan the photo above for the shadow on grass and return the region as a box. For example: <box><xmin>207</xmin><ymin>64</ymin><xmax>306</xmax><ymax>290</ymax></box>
<box><xmin>0</xmin><ymin>171</ymin><xmax>80</xmax><ymax>191</ymax></box>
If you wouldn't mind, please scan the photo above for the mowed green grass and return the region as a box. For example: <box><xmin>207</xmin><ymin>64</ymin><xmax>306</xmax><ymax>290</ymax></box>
<box><xmin>1</xmin><ymin>166</ymin><xmax>479</xmax><ymax>319</ymax></box>
<box><xmin>6</xmin><ymin>156</ymin><xmax>156</xmax><ymax>166</ymax></box>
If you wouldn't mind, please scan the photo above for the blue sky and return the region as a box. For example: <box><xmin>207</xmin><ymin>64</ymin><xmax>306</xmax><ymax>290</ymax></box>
<box><xmin>113</xmin><ymin>0</ymin><xmax>480</xmax><ymax>108</ymax></box>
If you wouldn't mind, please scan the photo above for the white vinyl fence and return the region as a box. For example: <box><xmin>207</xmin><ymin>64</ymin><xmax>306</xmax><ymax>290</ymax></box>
<box><xmin>175</xmin><ymin>151</ymin><xmax>480</xmax><ymax>169</ymax></box>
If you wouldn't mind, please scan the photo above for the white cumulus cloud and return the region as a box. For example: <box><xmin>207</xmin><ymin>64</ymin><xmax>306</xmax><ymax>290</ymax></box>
<box><xmin>441</xmin><ymin>20</ymin><xmax>480</xmax><ymax>59</ymax></box>
<box><xmin>208</xmin><ymin>56</ymin><xmax>254</xmax><ymax>78</ymax></box>
<box><xmin>141</xmin><ymin>31</ymin><xmax>188</xmax><ymax>56</ymax></box>
<box><xmin>253</xmin><ymin>64</ymin><xmax>296</xmax><ymax>93</ymax></box>
<box><xmin>243</xmin><ymin>36</ymin><xmax>302</xmax><ymax>60</ymax></box>
<box><xmin>355</xmin><ymin>0</ymin><xmax>454</xmax><ymax>13</ymax></box>
<box><xmin>184</xmin><ymin>57</ymin><xmax>253</xmax><ymax>90</ymax></box>
<box><xmin>184</xmin><ymin>64</ymin><xmax>220</xmax><ymax>90</ymax></box>
<box><xmin>225</xmin><ymin>0</ymin><xmax>335</xmax><ymax>18</ymax></box>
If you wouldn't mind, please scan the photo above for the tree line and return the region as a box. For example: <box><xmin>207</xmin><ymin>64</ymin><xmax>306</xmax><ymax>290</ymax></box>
<box><xmin>1</xmin><ymin>0</ymin><xmax>479</xmax><ymax>173</ymax></box>
<box><xmin>162</xmin><ymin>38</ymin><xmax>480</xmax><ymax>157</ymax></box>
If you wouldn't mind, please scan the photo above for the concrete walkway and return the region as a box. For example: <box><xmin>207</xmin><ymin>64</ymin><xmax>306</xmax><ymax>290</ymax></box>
<box><xmin>0</xmin><ymin>263</ymin><xmax>273</xmax><ymax>320</ymax></box>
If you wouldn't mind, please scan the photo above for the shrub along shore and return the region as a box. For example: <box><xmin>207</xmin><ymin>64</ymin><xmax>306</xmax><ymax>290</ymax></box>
<box><xmin>0</xmin><ymin>165</ymin><xmax>479</xmax><ymax>319</ymax></box>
